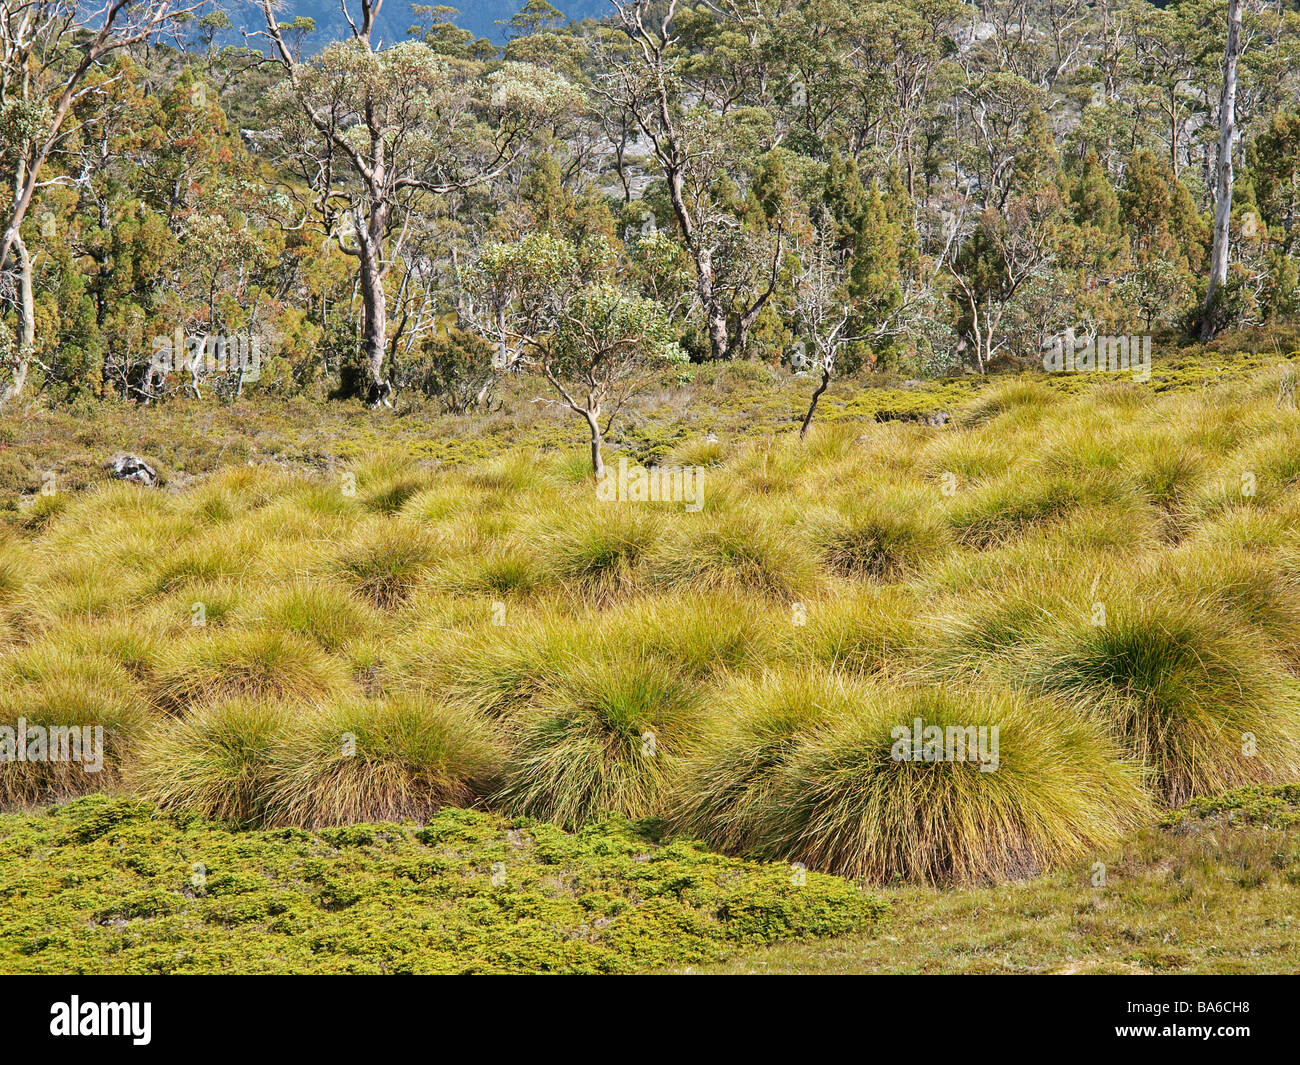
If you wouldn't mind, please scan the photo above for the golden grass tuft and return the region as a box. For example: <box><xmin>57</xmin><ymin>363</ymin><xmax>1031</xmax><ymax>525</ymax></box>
<box><xmin>151</xmin><ymin>627</ymin><xmax>349</xmax><ymax>711</ymax></box>
<box><xmin>264</xmin><ymin>695</ymin><xmax>502</xmax><ymax>828</ymax></box>
<box><xmin>670</xmin><ymin>672</ymin><xmax>1151</xmax><ymax>884</ymax></box>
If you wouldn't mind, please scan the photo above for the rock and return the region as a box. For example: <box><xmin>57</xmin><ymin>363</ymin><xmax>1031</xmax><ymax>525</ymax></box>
<box><xmin>111</xmin><ymin>454</ymin><xmax>158</xmax><ymax>486</ymax></box>
<box><xmin>925</xmin><ymin>411</ymin><xmax>951</xmax><ymax>427</ymax></box>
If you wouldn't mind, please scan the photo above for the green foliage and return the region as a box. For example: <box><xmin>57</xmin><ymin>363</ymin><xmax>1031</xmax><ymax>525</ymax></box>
<box><xmin>0</xmin><ymin>796</ymin><xmax>884</xmax><ymax>974</ymax></box>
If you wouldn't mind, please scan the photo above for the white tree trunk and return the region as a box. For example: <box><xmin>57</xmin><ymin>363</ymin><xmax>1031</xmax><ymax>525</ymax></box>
<box><xmin>0</xmin><ymin>235</ymin><xmax>34</xmax><ymax>406</ymax></box>
<box><xmin>1202</xmin><ymin>0</ymin><xmax>1243</xmax><ymax>339</ymax></box>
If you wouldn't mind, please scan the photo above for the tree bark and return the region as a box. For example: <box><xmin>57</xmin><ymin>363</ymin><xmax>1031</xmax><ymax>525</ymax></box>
<box><xmin>0</xmin><ymin>235</ymin><xmax>34</xmax><ymax>406</ymax></box>
<box><xmin>799</xmin><ymin>365</ymin><xmax>831</xmax><ymax>440</ymax></box>
<box><xmin>1202</xmin><ymin>0</ymin><xmax>1242</xmax><ymax>340</ymax></box>
<box><xmin>696</xmin><ymin>248</ymin><xmax>738</xmax><ymax>361</ymax></box>
<box><xmin>357</xmin><ymin>230</ymin><xmax>390</xmax><ymax>405</ymax></box>
<box><xmin>586</xmin><ymin>409</ymin><xmax>606</xmax><ymax>480</ymax></box>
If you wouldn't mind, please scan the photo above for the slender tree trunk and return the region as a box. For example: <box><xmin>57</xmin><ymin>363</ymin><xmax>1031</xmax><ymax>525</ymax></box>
<box><xmin>660</xmin><ymin>161</ymin><xmax>731</xmax><ymax>360</ymax></box>
<box><xmin>800</xmin><ymin>365</ymin><xmax>832</xmax><ymax>440</ymax></box>
<box><xmin>1169</xmin><ymin>95</ymin><xmax>1179</xmax><ymax>180</ymax></box>
<box><xmin>695</xmin><ymin>247</ymin><xmax>729</xmax><ymax>360</ymax></box>
<box><xmin>0</xmin><ymin>235</ymin><xmax>34</xmax><ymax>406</ymax></box>
<box><xmin>1202</xmin><ymin>0</ymin><xmax>1243</xmax><ymax>340</ymax></box>
<box><xmin>586</xmin><ymin>410</ymin><xmax>605</xmax><ymax>480</ymax></box>
<box><xmin>357</xmin><ymin>229</ymin><xmax>390</xmax><ymax>405</ymax></box>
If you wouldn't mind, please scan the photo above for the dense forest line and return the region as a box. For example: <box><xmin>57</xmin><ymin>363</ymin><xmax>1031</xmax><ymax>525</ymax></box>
<box><xmin>3</xmin><ymin>0</ymin><xmax>1300</xmax><ymax>431</ymax></box>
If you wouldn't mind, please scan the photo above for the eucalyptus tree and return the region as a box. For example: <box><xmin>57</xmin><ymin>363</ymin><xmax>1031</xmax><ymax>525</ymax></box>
<box><xmin>258</xmin><ymin>0</ymin><xmax>575</xmax><ymax>404</ymax></box>
<box><xmin>0</xmin><ymin>0</ymin><xmax>198</xmax><ymax>405</ymax></box>
<box><xmin>1202</xmin><ymin>0</ymin><xmax>1244</xmax><ymax>338</ymax></box>
<box><xmin>468</xmin><ymin>232</ymin><xmax>685</xmax><ymax>478</ymax></box>
<box><xmin>600</xmin><ymin>0</ymin><xmax>785</xmax><ymax>360</ymax></box>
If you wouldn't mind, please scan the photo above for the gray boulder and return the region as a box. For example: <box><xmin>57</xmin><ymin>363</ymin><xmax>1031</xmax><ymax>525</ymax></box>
<box><xmin>111</xmin><ymin>454</ymin><xmax>158</xmax><ymax>486</ymax></box>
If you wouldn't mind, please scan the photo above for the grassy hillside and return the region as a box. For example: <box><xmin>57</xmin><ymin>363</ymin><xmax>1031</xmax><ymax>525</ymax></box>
<box><xmin>3</xmin><ymin>356</ymin><xmax>1300</xmax><ymax>972</ymax></box>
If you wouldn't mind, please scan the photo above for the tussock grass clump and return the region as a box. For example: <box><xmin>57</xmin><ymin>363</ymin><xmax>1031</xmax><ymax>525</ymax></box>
<box><xmin>796</xmin><ymin>420</ymin><xmax>863</xmax><ymax>465</ymax></box>
<box><xmin>150</xmin><ymin>540</ymin><xmax>249</xmax><ymax>593</ymax></box>
<box><xmin>671</xmin><ymin>673</ymin><xmax>1151</xmax><ymax>884</ymax></box>
<box><xmin>1039</xmin><ymin>499</ymin><xmax>1164</xmax><ymax>552</ymax></box>
<box><xmin>144</xmin><ymin>582</ymin><xmax>243</xmax><ymax>633</ymax></box>
<box><xmin>23</xmin><ymin>619</ymin><xmax>162</xmax><ymax>681</ymax></box>
<box><xmin>538</xmin><ymin>503</ymin><xmax>661</xmax><ymax>601</ymax></box>
<box><xmin>1147</xmin><ymin>546</ymin><xmax>1300</xmax><ymax>665</ymax></box>
<box><xmin>667</xmin><ymin>435</ymin><xmax>727</xmax><ymax>468</ymax></box>
<box><xmin>956</xmin><ymin>378</ymin><xmax>1056</xmax><ymax>428</ymax></box>
<box><xmin>0</xmin><ymin>539</ymin><xmax>26</xmax><ymax>604</ymax></box>
<box><xmin>283</xmin><ymin>480</ymin><xmax>361</xmax><ymax>519</ymax></box>
<box><xmin>18</xmin><ymin>492</ymin><xmax>68</xmax><ymax>531</ymax></box>
<box><xmin>129</xmin><ymin>699</ymin><xmax>287</xmax><ymax>824</ymax></box>
<box><xmin>1190</xmin><ymin>504</ymin><xmax>1293</xmax><ymax>551</ymax></box>
<box><xmin>22</xmin><ymin>556</ymin><xmax>152</xmax><ymax>620</ymax></box>
<box><xmin>668</xmin><ymin>669</ymin><xmax>844</xmax><ymax>857</ymax></box>
<box><xmin>465</xmin><ymin>451</ymin><xmax>556</xmax><ymax>494</ymax></box>
<box><xmin>333</xmin><ymin>523</ymin><xmax>439</xmax><ymax>608</ymax></box>
<box><xmin>924</xmin><ymin>589</ymin><xmax>1061</xmax><ymax>673</ymax></box>
<box><xmin>605</xmin><ymin>592</ymin><xmax>787</xmax><ymax>678</ymax></box>
<box><xmin>405</xmin><ymin>613</ymin><xmax>585</xmax><ymax>716</ymax></box>
<box><xmin>350</xmin><ymin>455</ymin><xmax>435</xmax><ymax>515</ymax></box>
<box><xmin>401</xmin><ymin>481</ymin><xmax>488</xmax><ymax>524</ymax></box>
<box><xmin>176</xmin><ymin>480</ymin><xmax>251</xmax><ymax>527</ymax></box>
<box><xmin>493</xmin><ymin>653</ymin><xmax>701</xmax><ymax>826</ymax></box>
<box><xmin>650</xmin><ymin>507</ymin><xmax>819</xmax><ymax>599</ymax></box>
<box><xmin>431</xmin><ymin>540</ymin><xmax>545</xmax><ymax>597</ymax></box>
<box><xmin>796</xmin><ymin>586</ymin><xmax>921</xmax><ymax>675</ymax></box>
<box><xmin>1026</xmin><ymin>599</ymin><xmax>1300</xmax><ymax>804</ymax></box>
<box><xmin>729</xmin><ymin>437</ymin><xmax>824</xmax><ymax>495</ymax></box>
<box><xmin>915</xmin><ymin>430</ymin><xmax>1014</xmax><ymax>483</ymax></box>
<box><xmin>256</xmin><ymin>582</ymin><xmax>377</xmax><ymax>652</ymax></box>
<box><xmin>1</xmin><ymin>643</ymin><xmax>139</xmax><ymax>693</ymax></box>
<box><xmin>0</xmin><ymin>649</ymin><xmax>148</xmax><ymax>805</ymax></box>
<box><xmin>945</xmin><ymin>467</ymin><xmax>1137</xmax><ymax>548</ymax></box>
<box><xmin>151</xmin><ymin>627</ymin><xmax>349</xmax><ymax>711</ymax></box>
<box><xmin>1086</xmin><ymin>378</ymin><xmax>1149</xmax><ymax>410</ymax></box>
<box><xmin>197</xmin><ymin>465</ymin><xmax>293</xmax><ymax>509</ymax></box>
<box><xmin>1126</xmin><ymin>433</ymin><xmax>1209</xmax><ymax>513</ymax></box>
<box><xmin>809</xmin><ymin>495</ymin><xmax>950</xmax><ymax>581</ymax></box>
<box><xmin>1192</xmin><ymin>420</ymin><xmax>1300</xmax><ymax>515</ymax></box>
<box><xmin>264</xmin><ymin>696</ymin><xmax>502</xmax><ymax>828</ymax></box>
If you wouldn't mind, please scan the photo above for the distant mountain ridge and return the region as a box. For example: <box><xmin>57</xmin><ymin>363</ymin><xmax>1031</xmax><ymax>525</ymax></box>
<box><xmin>219</xmin><ymin>0</ymin><xmax>612</xmax><ymax>49</ymax></box>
